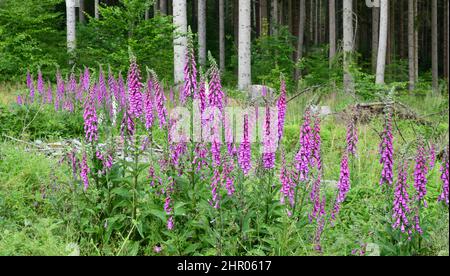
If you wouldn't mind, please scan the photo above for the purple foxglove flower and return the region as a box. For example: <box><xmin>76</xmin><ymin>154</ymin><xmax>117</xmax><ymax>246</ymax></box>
<box><xmin>280</xmin><ymin>151</ymin><xmax>295</xmax><ymax>208</ymax></box>
<box><xmin>313</xmin><ymin>196</ymin><xmax>326</xmax><ymax>252</ymax></box>
<box><xmin>26</xmin><ymin>70</ymin><xmax>35</xmax><ymax>103</ymax></box>
<box><xmin>429</xmin><ymin>143</ymin><xmax>436</xmax><ymax>169</ymax></box>
<box><xmin>413</xmin><ymin>212</ymin><xmax>423</xmax><ymax>235</ymax></box>
<box><xmin>37</xmin><ymin>69</ymin><xmax>44</xmax><ymax>96</ymax></box>
<box><xmin>152</xmin><ymin>74</ymin><xmax>167</xmax><ymax>128</ymax></box>
<box><xmin>209</xmin><ymin>168</ymin><xmax>221</xmax><ymax>209</ymax></box>
<box><xmin>262</xmin><ymin>104</ymin><xmax>275</xmax><ymax>170</ymax></box>
<box><xmin>211</xmin><ymin>140</ymin><xmax>222</xmax><ymax>167</ymax></box>
<box><xmin>80</xmin><ymin>152</ymin><xmax>90</xmax><ymax>191</ymax></box>
<box><xmin>346</xmin><ymin>115</ymin><xmax>358</xmax><ymax>156</ymax></box>
<box><xmin>55</xmin><ymin>70</ymin><xmax>65</xmax><ymax>111</ymax></box>
<box><xmin>208</xmin><ymin>60</ymin><xmax>224</xmax><ymax>113</ymax></box>
<box><xmin>311</xmin><ymin>115</ymin><xmax>322</xmax><ymax>170</ymax></box>
<box><xmin>181</xmin><ymin>44</ymin><xmax>197</xmax><ymax>105</ymax></box>
<box><xmin>144</xmin><ymin>78</ymin><xmax>154</xmax><ymax>130</ymax></box>
<box><xmin>46</xmin><ymin>81</ymin><xmax>53</xmax><ymax>104</ymax></box>
<box><xmin>97</xmin><ymin>67</ymin><xmax>107</xmax><ymax>106</ymax></box>
<box><xmin>108</xmin><ymin>68</ymin><xmax>118</xmax><ymax>102</ymax></box>
<box><xmin>379</xmin><ymin>112</ymin><xmax>394</xmax><ymax>186</ymax></box>
<box><xmin>413</xmin><ymin>141</ymin><xmax>428</xmax><ymax>207</ymax></box>
<box><xmin>120</xmin><ymin>111</ymin><xmax>135</xmax><ymax>140</ymax></box>
<box><xmin>117</xmin><ymin>72</ymin><xmax>127</xmax><ymax>111</ymax></box>
<box><xmin>309</xmin><ymin>174</ymin><xmax>322</xmax><ymax>222</ymax></box>
<box><xmin>438</xmin><ymin>147</ymin><xmax>449</xmax><ymax>205</ymax></box>
<box><xmin>193</xmin><ymin>143</ymin><xmax>208</xmax><ymax>172</ymax></box>
<box><xmin>223</xmin><ymin>158</ymin><xmax>235</xmax><ymax>196</ymax></box>
<box><xmin>197</xmin><ymin>77</ymin><xmax>207</xmax><ymax>115</ymax></box>
<box><xmin>392</xmin><ymin>161</ymin><xmax>411</xmax><ymax>233</ymax></box>
<box><xmin>295</xmin><ymin>108</ymin><xmax>313</xmax><ymax>181</ymax></box>
<box><xmin>153</xmin><ymin>246</ymin><xmax>162</xmax><ymax>253</ymax></box>
<box><xmin>68</xmin><ymin>72</ymin><xmax>77</xmax><ymax>93</ymax></box>
<box><xmin>76</xmin><ymin>73</ymin><xmax>84</xmax><ymax>102</ymax></box>
<box><xmin>331</xmin><ymin>153</ymin><xmax>350</xmax><ymax>222</ymax></box>
<box><xmin>83</xmin><ymin>85</ymin><xmax>99</xmax><ymax>143</ymax></box>
<box><xmin>127</xmin><ymin>57</ymin><xmax>144</xmax><ymax>118</ymax></box>
<box><xmin>83</xmin><ymin>67</ymin><xmax>90</xmax><ymax>92</ymax></box>
<box><xmin>167</xmin><ymin>216</ymin><xmax>174</xmax><ymax>230</ymax></box>
<box><xmin>277</xmin><ymin>78</ymin><xmax>287</xmax><ymax>140</ymax></box>
<box><xmin>238</xmin><ymin>115</ymin><xmax>252</xmax><ymax>175</ymax></box>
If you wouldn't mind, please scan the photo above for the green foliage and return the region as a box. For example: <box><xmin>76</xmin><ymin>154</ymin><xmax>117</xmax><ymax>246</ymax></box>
<box><xmin>0</xmin><ymin>0</ymin><xmax>65</xmax><ymax>81</ymax></box>
<box><xmin>77</xmin><ymin>0</ymin><xmax>174</xmax><ymax>81</ymax></box>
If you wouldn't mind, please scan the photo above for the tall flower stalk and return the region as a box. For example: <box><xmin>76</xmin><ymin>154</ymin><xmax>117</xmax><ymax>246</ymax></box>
<box><xmin>379</xmin><ymin>111</ymin><xmax>394</xmax><ymax>186</ymax></box>
<box><xmin>392</xmin><ymin>160</ymin><xmax>411</xmax><ymax>233</ymax></box>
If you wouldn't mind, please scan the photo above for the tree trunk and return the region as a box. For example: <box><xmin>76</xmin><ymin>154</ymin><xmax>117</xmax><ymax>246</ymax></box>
<box><xmin>270</xmin><ymin>0</ymin><xmax>278</xmax><ymax>35</ymax></box>
<box><xmin>79</xmin><ymin>0</ymin><xmax>85</xmax><ymax>23</ymax></box>
<box><xmin>294</xmin><ymin>0</ymin><xmax>306</xmax><ymax>81</ymax></box>
<box><xmin>173</xmin><ymin>0</ymin><xmax>187</xmax><ymax>85</ymax></box>
<box><xmin>376</xmin><ymin>0</ymin><xmax>389</xmax><ymax>84</ymax></box>
<box><xmin>94</xmin><ymin>0</ymin><xmax>99</xmax><ymax>19</ymax></box>
<box><xmin>431</xmin><ymin>0</ymin><xmax>439</xmax><ymax>94</ymax></box>
<box><xmin>329</xmin><ymin>0</ymin><xmax>336</xmax><ymax>68</ymax></box>
<box><xmin>238</xmin><ymin>0</ymin><xmax>251</xmax><ymax>90</ymax></box>
<box><xmin>314</xmin><ymin>0</ymin><xmax>319</xmax><ymax>45</ymax></box>
<box><xmin>154</xmin><ymin>1</ymin><xmax>159</xmax><ymax>16</ymax></box>
<box><xmin>408</xmin><ymin>0</ymin><xmax>415</xmax><ymax>91</ymax></box>
<box><xmin>343</xmin><ymin>0</ymin><xmax>354</xmax><ymax>94</ymax></box>
<box><xmin>414</xmin><ymin>0</ymin><xmax>418</xmax><ymax>82</ymax></box>
<box><xmin>444</xmin><ymin>0</ymin><xmax>449</xmax><ymax>82</ymax></box>
<box><xmin>219</xmin><ymin>0</ymin><xmax>225</xmax><ymax>71</ymax></box>
<box><xmin>260</xmin><ymin>0</ymin><xmax>268</xmax><ymax>36</ymax></box>
<box><xmin>372</xmin><ymin>6</ymin><xmax>380</xmax><ymax>73</ymax></box>
<box><xmin>160</xmin><ymin>0</ymin><xmax>167</xmax><ymax>15</ymax></box>
<box><xmin>145</xmin><ymin>9</ymin><xmax>150</xmax><ymax>20</ymax></box>
<box><xmin>66</xmin><ymin>0</ymin><xmax>76</xmax><ymax>64</ymax></box>
<box><xmin>198</xmin><ymin>0</ymin><xmax>206</xmax><ymax>67</ymax></box>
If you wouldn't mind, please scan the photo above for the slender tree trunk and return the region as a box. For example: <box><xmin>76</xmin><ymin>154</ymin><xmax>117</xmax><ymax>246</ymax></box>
<box><xmin>372</xmin><ymin>6</ymin><xmax>380</xmax><ymax>73</ymax></box>
<box><xmin>271</xmin><ymin>0</ymin><xmax>278</xmax><ymax>35</ymax></box>
<box><xmin>233</xmin><ymin>0</ymin><xmax>239</xmax><ymax>49</ymax></box>
<box><xmin>288</xmin><ymin>0</ymin><xmax>293</xmax><ymax>33</ymax></box>
<box><xmin>238</xmin><ymin>0</ymin><xmax>251</xmax><ymax>90</ymax></box>
<box><xmin>145</xmin><ymin>9</ymin><xmax>150</xmax><ymax>20</ymax></box>
<box><xmin>219</xmin><ymin>0</ymin><xmax>225</xmax><ymax>71</ymax></box>
<box><xmin>160</xmin><ymin>0</ymin><xmax>167</xmax><ymax>15</ymax></box>
<box><xmin>431</xmin><ymin>0</ymin><xmax>439</xmax><ymax>94</ymax></box>
<box><xmin>94</xmin><ymin>0</ymin><xmax>99</xmax><ymax>19</ymax></box>
<box><xmin>260</xmin><ymin>0</ymin><xmax>268</xmax><ymax>36</ymax></box>
<box><xmin>314</xmin><ymin>0</ymin><xmax>319</xmax><ymax>45</ymax></box>
<box><xmin>173</xmin><ymin>0</ymin><xmax>187</xmax><ymax>85</ymax></box>
<box><xmin>66</xmin><ymin>0</ymin><xmax>76</xmax><ymax>64</ymax></box>
<box><xmin>376</xmin><ymin>0</ymin><xmax>389</xmax><ymax>84</ymax></box>
<box><xmin>343</xmin><ymin>0</ymin><xmax>354</xmax><ymax>94</ymax></box>
<box><xmin>329</xmin><ymin>0</ymin><xmax>336</xmax><ymax>67</ymax></box>
<box><xmin>408</xmin><ymin>0</ymin><xmax>415</xmax><ymax>91</ymax></box>
<box><xmin>310</xmin><ymin>0</ymin><xmax>314</xmax><ymax>43</ymax></box>
<box><xmin>444</xmin><ymin>0</ymin><xmax>449</xmax><ymax>82</ymax></box>
<box><xmin>154</xmin><ymin>1</ymin><xmax>159</xmax><ymax>16</ymax></box>
<box><xmin>294</xmin><ymin>0</ymin><xmax>306</xmax><ymax>81</ymax></box>
<box><xmin>414</xmin><ymin>0</ymin><xmax>419</xmax><ymax>82</ymax></box>
<box><xmin>79</xmin><ymin>0</ymin><xmax>85</xmax><ymax>23</ymax></box>
<box><xmin>198</xmin><ymin>0</ymin><xmax>206</xmax><ymax>67</ymax></box>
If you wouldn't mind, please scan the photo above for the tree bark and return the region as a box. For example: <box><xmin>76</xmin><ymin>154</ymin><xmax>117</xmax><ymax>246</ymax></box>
<box><xmin>270</xmin><ymin>0</ymin><xmax>278</xmax><ymax>35</ymax></box>
<box><xmin>160</xmin><ymin>0</ymin><xmax>167</xmax><ymax>15</ymax></box>
<box><xmin>294</xmin><ymin>0</ymin><xmax>306</xmax><ymax>81</ymax></box>
<box><xmin>444</xmin><ymin>0</ymin><xmax>449</xmax><ymax>82</ymax></box>
<box><xmin>372</xmin><ymin>6</ymin><xmax>380</xmax><ymax>73</ymax></box>
<box><xmin>260</xmin><ymin>0</ymin><xmax>268</xmax><ymax>36</ymax></box>
<box><xmin>94</xmin><ymin>0</ymin><xmax>99</xmax><ymax>19</ymax></box>
<box><xmin>414</xmin><ymin>0</ymin><xmax>418</xmax><ymax>82</ymax></box>
<box><xmin>343</xmin><ymin>0</ymin><xmax>354</xmax><ymax>94</ymax></box>
<box><xmin>173</xmin><ymin>0</ymin><xmax>187</xmax><ymax>85</ymax></box>
<box><xmin>66</xmin><ymin>0</ymin><xmax>76</xmax><ymax>64</ymax></box>
<box><xmin>431</xmin><ymin>0</ymin><xmax>439</xmax><ymax>94</ymax></box>
<box><xmin>238</xmin><ymin>0</ymin><xmax>251</xmax><ymax>90</ymax></box>
<box><xmin>408</xmin><ymin>0</ymin><xmax>415</xmax><ymax>91</ymax></box>
<box><xmin>219</xmin><ymin>0</ymin><xmax>225</xmax><ymax>71</ymax></box>
<box><xmin>79</xmin><ymin>0</ymin><xmax>85</xmax><ymax>23</ymax></box>
<box><xmin>376</xmin><ymin>0</ymin><xmax>389</xmax><ymax>84</ymax></box>
<box><xmin>329</xmin><ymin>0</ymin><xmax>336</xmax><ymax>68</ymax></box>
<box><xmin>198</xmin><ymin>0</ymin><xmax>206</xmax><ymax>67</ymax></box>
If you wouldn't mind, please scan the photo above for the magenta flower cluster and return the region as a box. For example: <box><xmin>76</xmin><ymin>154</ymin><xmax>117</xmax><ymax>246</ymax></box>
<box><xmin>379</xmin><ymin>112</ymin><xmax>394</xmax><ymax>186</ymax></box>
<box><xmin>392</xmin><ymin>161</ymin><xmax>411</xmax><ymax>233</ymax></box>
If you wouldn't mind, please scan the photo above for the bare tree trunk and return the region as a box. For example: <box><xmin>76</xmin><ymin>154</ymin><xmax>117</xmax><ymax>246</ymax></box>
<box><xmin>160</xmin><ymin>0</ymin><xmax>167</xmax><ymax>15</ymax></box>
<box><xmin>198</xmin><ymin>0</ymin><xmax>206</xmax><ymax>67</ymax></box>
<box><xmin>294</xmin><ymin>0</ymin><xmax>306</xmax><ymax>81</ymax></box>
<box><xmin>66</xmin><ymin>0</ymin><xmax>76</xmax><ymax>64</ymax></box>
<box><xmin>79</xmin><ymin>0</ymin><xmax>85</xmax><ymax>23</ymax></box>
<box><xmin>238</xmin><ymin>0</ymin><xmax>251</xmax><ymax>90</ymax></box>
<box><xmin>219</xmin><ymin>0</ymin><xmax>225</xmax><ymax>71</ymax></box>
<box><xmin>94</xmin><ymin>0</ymin><xmax>99</xmax><ymax>19</ymax></box>
<box><xmin>376</xmin><ymin>0</ymin><xmax>389</xmax><ymax>84</ymax></box>
<box><xmin>173</xmin><ymin>0</ymin><xmax>187</xmax><ymax>85</ymax></box>
<box><xmin>260</xmin><ymin>0</ymin><xmax>268</xmax><ymax>36</ymax></box>
<box><xmin>431</xmin><ymin>0</ymin><xmax>439</xmax><ymax>94</ymax></box>
<box><xmin>270</xmin><ymin>0</ymin><xmax>278</xmax><ymax>35</ymax></box>
<box><xmin>288</xmin><ymin>0</ymin><xmax>293</xmax><ymax>33</ymax></box>
<box><xmin>408</xmin><ymin>0</ymin><xmax>415</xmax><ymax>91</ymax></box>
<box><xmin>372</xmin><ymin>6</ymin><xmax>380</xmax><ymax>73</ymax></box>
<box><xmin>329</xmin><ymin>0</ymin><xmax>336</xmax><ymax>67</ymax></box>
<box><xmin>343</xmin><ymin>0</ymin><xmax>354</xmax><ymax>94</ymax></box>
<box><xmin>310</xmin><ymin>0</ymin><xmax>314</xmax><ymax>43</ymax></box>
<box><xmin>314</xmin><ymin>0</ymin><xmax>319</xmax><ymax>45</ymax></box>
<box><xmin>414</xmin><ymin>0</ymin><xmax>419</xmax><ymax>82</ymax></box>
<box><xmin>444</xmin><ymin>0</ymin><xmax>449</xmax><ymax>83</ymax></box>
<box><xmin>145</xmin><ymin>9</ymin><xmax>150</xmax><ymax>20</ymax></box>
<box><xmin>154</xmin><ymin>1</ymin><xmax>159</xmax><ymax>16</ymax></box>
